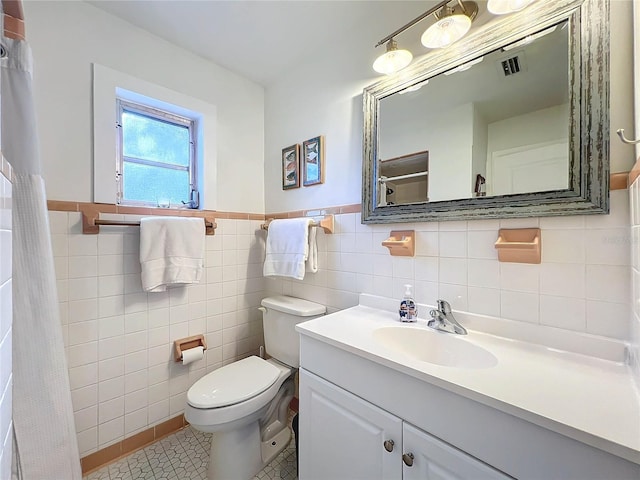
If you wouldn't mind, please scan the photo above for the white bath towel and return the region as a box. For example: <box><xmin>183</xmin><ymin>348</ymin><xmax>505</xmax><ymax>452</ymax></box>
<box><xmin>263</xmin><ymin>218</ymin><xmax>317</xmax><ymax>280</ymax></box>
<box><xmin>140</xmin><ymin>217</ymin><xmax>205</xmax><ymax>292</ymax></box>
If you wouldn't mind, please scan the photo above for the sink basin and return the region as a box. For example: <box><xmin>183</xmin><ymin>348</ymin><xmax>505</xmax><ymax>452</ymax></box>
<box><xmin>372</xmin><ymin>326</ymin><xmax>498</xmax><ymax>369</ymax></box>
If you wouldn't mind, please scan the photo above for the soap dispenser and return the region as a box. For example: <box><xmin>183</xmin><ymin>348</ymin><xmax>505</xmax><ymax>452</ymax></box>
<box><xmin>399</xmin><ymin>284</ymin><xmax>417</xmax><ymax>322</ymax></box>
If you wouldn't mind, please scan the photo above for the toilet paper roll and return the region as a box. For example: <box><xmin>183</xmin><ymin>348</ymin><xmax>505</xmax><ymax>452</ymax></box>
<box><xmin>181</xmin><ymin>346</ymin><xmax>204</xmax><ymax>365</ymax></box>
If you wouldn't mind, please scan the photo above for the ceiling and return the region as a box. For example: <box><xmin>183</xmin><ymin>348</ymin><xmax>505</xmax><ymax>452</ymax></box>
<box><xmin>86</xmin><ymin>0</ymin><xmax>433</xmax><ymax>87</ymax></box>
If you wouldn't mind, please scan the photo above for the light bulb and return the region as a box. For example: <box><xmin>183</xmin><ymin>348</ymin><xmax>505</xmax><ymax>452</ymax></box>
<box><xmin>421</xmin><ymin>14</ymin><xmax>472</xmax><ymax>49</ymax></box>
<box><xmin>373</xmin><ymin>40</ymin><xmax>413</xmax><ymax>75</ymax></box>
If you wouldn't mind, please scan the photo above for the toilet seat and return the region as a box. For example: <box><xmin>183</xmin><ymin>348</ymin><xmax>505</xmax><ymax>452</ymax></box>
<box><xmin>187</xmin><ymin>356</ymin><xmax>281</xmax><ymax>409</ymax></box>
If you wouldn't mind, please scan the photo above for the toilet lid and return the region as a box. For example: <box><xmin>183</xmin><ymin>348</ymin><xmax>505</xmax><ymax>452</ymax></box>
<box><xmin>187</xmin><ymin>356</ymin><xmax>281</xmax><ymax>409</ymax></box>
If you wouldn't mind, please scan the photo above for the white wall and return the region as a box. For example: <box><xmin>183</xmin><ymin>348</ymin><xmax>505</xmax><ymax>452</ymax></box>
<box><xmin>21</xmin><ymin>0</ymin><xmax>638</xmax><ymax>457</ymax></box>
<box><xmin>380</xmin><ymin>102</ymin><xmax>474</xmax><ymax>202</ymax></box>
<box><xmin>487</xmin><ymin>104</ymin><xmax>569</xmax><ymax>155</ymax></box>
<box><xmin>51</xmin><ymin>212</ymin><xmax>267</xmax><ymax>456</ymax></box>
<box><xmin>21</xmin><ymin>0</ymin><xmax>268</xmax><ymax>457</ymax></box>
<box><xmin>265</xmin><ymin>1</ymin><xmax>635</xmax><ymax>212</ymax></box>
<box><xmin>264</xmin><ymin>0</ymin><xmax>636</xmax><ymax>343</ymax></box>
<box><xmin>472</xmin><ymin>106</ymin><xmax>488</xmax><ymax>194</ymax></box>
<box><xmin>263</xmin><ymin>3</ymin><xmax>432</xmax><ymax>212</ymax></box>
<box><xmin>0</xmin><ymin>163</ymin><xmax>13</xmax><ymax>478</ymax></box>
<box><xmin>23</xmin><ymin>1</ymin><xmax>265</xmax><ymax>214</ymax></box>
<box><xmin>426</xmin><ymin>105</ymin><xmax>474</xmax><ymax>201</ymax></box>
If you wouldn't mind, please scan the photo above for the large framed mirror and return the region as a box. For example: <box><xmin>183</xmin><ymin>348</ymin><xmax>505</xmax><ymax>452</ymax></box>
<box><xmin>362</xmin><ymin>0</ymin><xmax>609</xmax><ymax>223</ymax></box>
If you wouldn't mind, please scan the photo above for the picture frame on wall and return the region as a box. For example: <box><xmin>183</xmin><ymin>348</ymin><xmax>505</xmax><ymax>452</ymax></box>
<box><xmin>303</xmin><ymin>135</ymin><xmax>325</xmax><ymax>186</ymax></box>
<box><xmin>282</xmin><ymin>144</ymin><xmax>300</xmax><ymax>190</ymax></box>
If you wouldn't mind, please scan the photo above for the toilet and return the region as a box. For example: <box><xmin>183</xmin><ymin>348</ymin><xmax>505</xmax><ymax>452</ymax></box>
<box><xmin>184</xmin><ymin>295</ymin><xmax>326</xmax><ymax>480</ymax></box>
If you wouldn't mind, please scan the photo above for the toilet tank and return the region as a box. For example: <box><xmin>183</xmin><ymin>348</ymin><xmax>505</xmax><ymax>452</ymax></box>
<box><xmin>261</xmin><ymin>296</ymin><xmax>325</xmax><ymax>367</ymax></box>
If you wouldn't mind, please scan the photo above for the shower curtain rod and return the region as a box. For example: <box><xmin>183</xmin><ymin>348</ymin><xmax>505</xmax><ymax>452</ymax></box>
<box><xmin>2</xmin><ymin>0</ymin><xmax>25</xmax><ymax>40</ymax></box>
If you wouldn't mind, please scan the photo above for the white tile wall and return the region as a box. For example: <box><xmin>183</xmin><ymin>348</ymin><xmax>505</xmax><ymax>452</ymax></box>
<box><xmin>54</xmin><ymin>189</ymin><xmax>636</xmax><ymax>457</ymax></box>
<box><xmin>271</xmin><ymin>190</ymin><xmax>632</xmax><ymax>342</ymax></box>
<box><xmin>51</xmin><ymin>213</ymin><xmax>266</xmax><ymax>456</ymax></box>
<box><xmin>0</xmin><ymin>167</ymin><xmax>13</xmax><ymax>480</ymax></box>
<box><xmin>628</xmin><ymin>179</ymin><xmax>640</xmax><ymax>385</ymax></box>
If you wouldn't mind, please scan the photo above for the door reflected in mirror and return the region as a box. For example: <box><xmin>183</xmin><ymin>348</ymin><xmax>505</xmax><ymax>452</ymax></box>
<box><xmin>377</xmin><ymin>21</ymin><xmax>569</xmax><ymax>205</ymax></box>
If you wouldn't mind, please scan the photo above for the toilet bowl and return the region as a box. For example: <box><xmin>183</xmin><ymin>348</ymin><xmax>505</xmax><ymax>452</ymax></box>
<box><xmin>184</xmin><ymin>295</ymin><xmax>325</xmax><ymax>480</ymax></box>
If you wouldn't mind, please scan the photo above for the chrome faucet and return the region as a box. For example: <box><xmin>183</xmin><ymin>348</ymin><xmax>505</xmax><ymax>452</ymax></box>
<box><xmin>428</xmin><ymin>300</ymin><xmax>467</xmax><ymax>335</ymax></box>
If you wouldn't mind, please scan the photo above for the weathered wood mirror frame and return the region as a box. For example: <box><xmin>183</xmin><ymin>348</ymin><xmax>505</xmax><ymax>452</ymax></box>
<box><xmin>362</xmin><ymin>0</ymin><xmax>609</xmax><ymax>224</ymax></box>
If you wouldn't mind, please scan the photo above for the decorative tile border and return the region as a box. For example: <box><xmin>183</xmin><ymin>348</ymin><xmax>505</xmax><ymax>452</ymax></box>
<box><xmin>3</xmin><ymin>12</ymin><xmax>25</xmax><ymax>41</ymax></box>
<box><xmin>628</xmin><ymin>157</ymin><xmax>640</xmax><ymax>188</ymax></box>
<box><xmin>47</xmin><ymin>167</ymin><xmax>627</xmax><ymax>227</ymax></box>
<box><xmin>611</xmin><ymin>172</ymin><xmax>629</xmax><ymax>191</ymax></box>
<box><xmin>45</xmin><ymin>200</ymin><xmax>266</xmax><ymax>220</ymax></box>
<box><xmin>81</xmin><ymin>415</ymin><xmax>187</xmax><ymax>475</ymax></box>
<box><xmin>46</xmin><ymin>200</ymin><xmax>362</xmax><ymax>221</ymax></box>
<box><xmin>265</xmin><ymin>203</ymin><xmax>361</xmax><ymax>220</ymax></box>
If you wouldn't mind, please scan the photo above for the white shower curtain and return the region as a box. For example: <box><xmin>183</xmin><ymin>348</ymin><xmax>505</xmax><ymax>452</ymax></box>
<box><xmin>1</xmin><ymin>31</ymin><xmax>82</xmax><ymax>480</ymax></box>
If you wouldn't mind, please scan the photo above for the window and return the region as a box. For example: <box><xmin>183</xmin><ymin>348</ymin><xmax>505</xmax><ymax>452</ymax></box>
<box><xmin>93</xmin><ymin>64</ymin><xmax>216</xmax><ymax>209</ymax></box>
<box><xmin>116</xmin><ymin>99</ymin><xmax>198</xmax><ymax>208</ymax></box>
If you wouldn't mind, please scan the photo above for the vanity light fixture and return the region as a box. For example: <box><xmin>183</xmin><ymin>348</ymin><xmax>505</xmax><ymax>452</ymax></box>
<box><xmin>373</xmin><ymin>39</ymin><xmax>413</xmax><ymax>75</ymax></box>
<box><xmin>421</xmin><ymin>1</ymin><xmax>479</xmax><ymax>49</ymax></box>
<box><xmin>373</xmin><ymin>0</ymin><xmax>535</xmax><ymax>75</ymax></box>
<box><xmin>487</xmin><ymin>0</ymin><xmax>536</xmax><ymax>15</ymax></box>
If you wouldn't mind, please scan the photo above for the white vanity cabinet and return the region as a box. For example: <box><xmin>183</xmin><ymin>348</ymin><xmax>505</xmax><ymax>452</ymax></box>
<box><xmin>401</xmin><ymin>422</ymin><xmax>509</xmax><ymax>480</ymax></box>
<box><xmin>297</xmin><ymin>311</ymin><xmax>640</xmax><ymax>480</ymax></box>
<box><xmin>299</xmin><ymin>369</ymin><xmax>402</xmax><ymax>480</ymax></box>
<box><xmin>299</xmin><ymin>369</ymin><xmax>510</xmax><ymax>480</ymax></box>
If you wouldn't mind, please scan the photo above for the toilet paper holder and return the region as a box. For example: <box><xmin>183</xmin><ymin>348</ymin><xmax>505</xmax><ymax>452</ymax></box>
<box><xmin>174</xmin><ymin>334</ymin><xmax>208</xmax><ymax>362</ymax></box>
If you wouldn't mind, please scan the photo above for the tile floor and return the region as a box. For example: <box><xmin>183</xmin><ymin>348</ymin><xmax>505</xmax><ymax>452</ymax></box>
<box><xmin>84</xmin><ymin>425</ymin><xmax>297</xmax><ymax>480</ymax></box>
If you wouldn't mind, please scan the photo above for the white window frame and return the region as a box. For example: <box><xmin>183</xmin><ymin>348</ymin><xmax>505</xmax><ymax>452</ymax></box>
<box><xmin>93</xmin><ymin>64</ymin><xmax>217</xmax><ymax>210</ymax></box>
<box><xmin>116</xmin><ymin>99</ymin><xmax>199</xmax><ymax>208</ymax></box>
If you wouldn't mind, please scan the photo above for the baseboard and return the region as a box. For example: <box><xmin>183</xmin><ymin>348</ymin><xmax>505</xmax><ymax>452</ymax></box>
<box><xmin>80</xmin><ymin>415</ymin><xmax>188</xmax><ymax>475</ymax></box>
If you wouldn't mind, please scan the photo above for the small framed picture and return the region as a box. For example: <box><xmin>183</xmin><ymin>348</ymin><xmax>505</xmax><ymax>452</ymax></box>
<box><xmin>303</xmin><ymin>136</ymin><xmax>325</xmax><ymax>186</ymax></box>
<box><xmin>282</xmin><ymin>144</ymin><xmax>300</xmax><ymax>190</ymax></box>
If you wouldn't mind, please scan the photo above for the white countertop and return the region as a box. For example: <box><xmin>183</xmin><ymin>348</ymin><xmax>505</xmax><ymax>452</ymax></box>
<box><xmin>296</xmin><ymin>299</ymin><xmax>640</xmax><ymax>464</ymax></box>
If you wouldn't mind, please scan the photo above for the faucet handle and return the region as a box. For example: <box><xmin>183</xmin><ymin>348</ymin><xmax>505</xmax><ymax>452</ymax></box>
<box><xmin>436</xmin><ymin>299</ymin><xmax>452</xmax><ymax>313</ymax></box>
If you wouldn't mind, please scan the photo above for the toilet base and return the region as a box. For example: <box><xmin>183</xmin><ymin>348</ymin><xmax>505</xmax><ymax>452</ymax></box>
<box><xmin>261</xmin><ymin>425</ymin><xmax>292</xmax><ymax>466</ymax></box>
<box><xmin>208</xmin><ymin>421</ymin><xmax>262</xmax><ymax>480</ymax></box>
<box><xmin>207</xmin><ymin>420</ymin><xmax>292</xmax><ymax>480</ymax></box>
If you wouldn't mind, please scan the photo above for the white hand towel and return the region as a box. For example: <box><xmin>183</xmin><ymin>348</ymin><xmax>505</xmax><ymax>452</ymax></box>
<box><xmin>140</xmin><ymin>217</ymin><xmax>205</xmax><ymax>292</ymax></box>
<box><xmin>263</xmin><ymin>218</ymin><xmax>315</xmax><ymax>280</ymax></box>
<box><xmin>306</xmin><ymin>224</ymin><xmax>318</xmax><ymax>274</ymax></box>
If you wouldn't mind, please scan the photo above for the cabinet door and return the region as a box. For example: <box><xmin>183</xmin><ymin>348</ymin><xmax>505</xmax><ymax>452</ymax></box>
<box><xmin>299</xmin><ymin>368</ymin><xmax>402</xmax><ymax>480</ymax></box>
<box><xmin>402</xmin><ymin>423</ymin><xmax>511</xmax><ymax>480</ymax></box>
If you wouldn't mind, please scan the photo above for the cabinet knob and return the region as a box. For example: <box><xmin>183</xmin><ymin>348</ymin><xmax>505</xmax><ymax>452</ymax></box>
<box><xmin>402</xmin><ymin>453</ymin><xmax>415</xmax><ymax>467</ymax></box>
<box><xmin>383</xmin><ymin>439</ymin><xmax>394</xmax><ymax>452</ymax></box>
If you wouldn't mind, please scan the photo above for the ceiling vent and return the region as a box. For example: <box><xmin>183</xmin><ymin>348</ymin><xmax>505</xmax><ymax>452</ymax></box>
<box><xmin>496</xmin><ymin>50</ymin><xmax>527</xmax><ymax>77</ymax></box>
<box><xmin>501</xmin><ymin>55</ymin><xmax>521</xmax><ymax>76</ymax></box>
